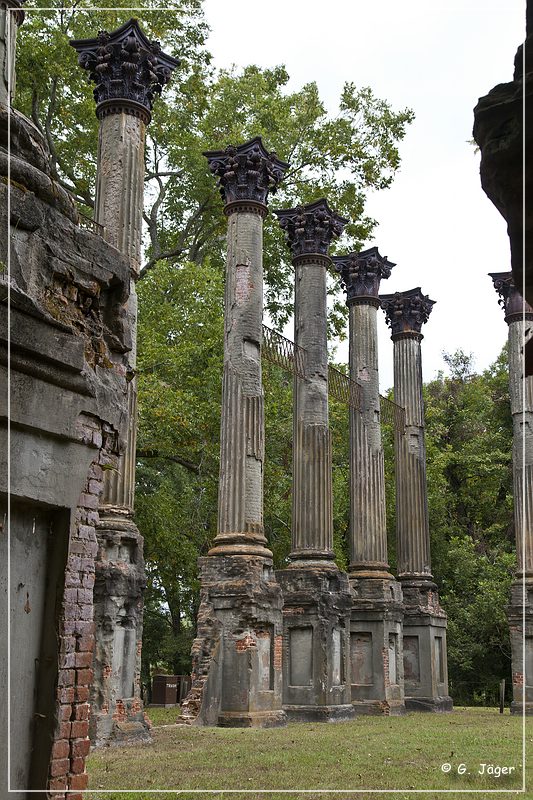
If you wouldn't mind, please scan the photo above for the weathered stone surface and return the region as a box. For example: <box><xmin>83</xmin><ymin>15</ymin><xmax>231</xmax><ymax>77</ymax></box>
<box><xmin>490</xmin><ymin>272</ymin><xmax>533</xmax><ymax>714</ymax></box>
<box><xmin>184</xmin><ymin>555</ymin><xmax>286</xmax><ymax>728</ymax></box>
<box><xmin>276</xmin><ymin>565</ymin><xmax>354</xmax><ymax>721</ymax></box>
<box><xmin>209</xmin><ymin>210</ymin><xmax>270</xmax><ymax>558</ymax></box>
<box><xmin>473</xmin><ymin>6</ymin><xmax>533</xmax><ymax>310</ymax></box>
<box><xmin>349</xmin><ymin>577</ymin><xmax>405</xmax><ymax>715</ymax></box>
<box><xmin>90</xmin><ymin>515</ymin><xmax>150</xmax><ymax>746</ymax></box>
<box><xmin>0</xmin><ymin>107</ymin><xmax>133</xmax><ymax>795</ymax></box>
<box><xmin>183</xmin><ymin>139</ymin><xmax>286</xmax><ymax>728</ymax></box>
<box><xmin>380</xmin><ymin>288</ymin><xmax>451</xmax><ymax>712</ymax></box>
<box><xmin>335</xmin><ymin>250</ymin><xmax>405</xmax><ymax>714</ymax></box>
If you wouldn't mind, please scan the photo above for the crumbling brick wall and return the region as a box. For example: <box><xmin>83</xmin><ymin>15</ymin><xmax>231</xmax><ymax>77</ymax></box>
<box><xmin>0</xmin><ymin>104</ymin><xmax>133</xmax><ymax>796</ymax></box>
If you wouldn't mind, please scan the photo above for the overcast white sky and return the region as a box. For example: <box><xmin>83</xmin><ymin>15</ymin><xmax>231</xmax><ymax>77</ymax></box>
<box><xmin>203</xmin><ymin>0</ymin><xmax>525</xmax><ymax>391</ymax></box>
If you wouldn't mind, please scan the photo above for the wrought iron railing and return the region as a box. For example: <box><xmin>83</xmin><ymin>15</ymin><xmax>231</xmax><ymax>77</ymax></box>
<box><xmin>78</xmin><ymin>212</ymin><xmax>105</xmax><ymax>236</ymax></box>
<box><xmin>262</xmin><ymin>324</ymin><xmax>405</xmax><ymax>432</ymax></box>
<box><xmin>262</xmin><ymin>324</ymin><xmax>305</xmax><ymax>378</ymax></box>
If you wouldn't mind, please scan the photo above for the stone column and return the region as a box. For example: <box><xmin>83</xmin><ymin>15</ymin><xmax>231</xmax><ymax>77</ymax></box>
<box><xmin>182</xmin><ymin>137</ymin><xmax>288</xmax><ymax>728</ymax></box>
<box><xmin>71</xmin><ymin>20</ymin><xmax>178</xmax><ymax>745</ymax></box>
<box><xmin>380</xmin><ymin>288</ymin><xmax>452</xmax><ymax>712</ymax></box>
<box><xmin>333</xmin><ymin>247</ymin><xmax>405</xmax><ymax>715</ymax></box>
<box><xmin>490</xmin><ymin>271</ymin><xmax>533</xmax><ymax>714</ymax></box>
<box><xmin>273</xmin><ymin>199</ymin><xmax>354</xmax><ymax>721</ymax></box>
<box><xmin>0</xmin><ymin>0</ymin><xmax>24</xmax><ymax>108</ymax></box>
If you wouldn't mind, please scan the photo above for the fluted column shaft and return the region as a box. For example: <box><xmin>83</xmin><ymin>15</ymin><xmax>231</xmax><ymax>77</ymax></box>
<box><xmin>212</xmin><ymin>208</ymin><xmax>269</xmax><ymax>556</ymax></box>
<box><xmin>0</xmin><ymin>1</ymin><xmax>23</xmax><ymax>108</ymax></box>
<box><xmin>349</xmin><ymin>301</ymin><xmax>389</xmax><ymax>572</ymax></box>
<box><xmin>292</xmin><ymin>254</ymin><xmax>334</xmax><ymax>561</ymax></box>
<box><xmin>95</xmin><ymin>113</ymin><xmax>145</xmax><ymax>276</ymax></box>
<box><xmin>393</xmin><ymin>333</ymin><xmax>432</xmax><ymax>579</ymax></box>
<box><xmin>95</xmin><ymin>113</ymin><xmax>145</xmax><ymax>511</ymax></box>
<box><xmin>508</xmin><ymin>318</ymin><xmax>533</xmax><ymax>577</ymax></box>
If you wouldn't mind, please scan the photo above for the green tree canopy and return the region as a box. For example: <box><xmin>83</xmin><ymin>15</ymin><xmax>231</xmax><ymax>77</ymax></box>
<box><xmin>15</xmin><ymin>0</ymin><xmax>414</xmax><ymax>332</ymax></box>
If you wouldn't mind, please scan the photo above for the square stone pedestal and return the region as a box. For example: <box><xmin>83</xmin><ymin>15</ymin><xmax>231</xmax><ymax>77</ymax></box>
<box><xmin>349</xmin><ymin>575</ymin><xmax>405</xmax><ymax>715</ymax></box>
<box><xmin>90</xmin><ymin>516</ymin><xmax>151</xmax><ymax>747</ymax></box>
<box><xmin>187</xmin><ymin>553</ymin><xmax>286</xmax><ymax>728</ymax></box>
<box><xmin>401</xmin><ymin>580</ymin><xmax>453</xmax><ymax>712</ymax></box>
<box><xmin>508</xmin><ymin>579</ymin><xmax>533</xmax><ymax>715</ymax></box>
<box><xmin>276</xmin><ymin>564</ymin><xmax>354</xmax><ymax>722</ymax></box>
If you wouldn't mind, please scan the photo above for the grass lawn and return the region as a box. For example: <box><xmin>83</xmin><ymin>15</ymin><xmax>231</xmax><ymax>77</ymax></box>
<box><xmin>87</xmin><ymin>707</ymin><xmax>530</xmax><ymax>800</ymax></box>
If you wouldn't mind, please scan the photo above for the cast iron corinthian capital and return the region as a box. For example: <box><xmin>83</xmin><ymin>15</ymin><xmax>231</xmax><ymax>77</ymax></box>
<box><xmin>275</xmin><ymin>199</ymin><xmax>348</xmax><ymax>260</ymax></box>
<box><xmin>70</xmin><ymin>19</ymin><xmax>179</xmax><ymax>124</ymax></box>
<box><xmin>489</xmin><ymin>271</ymin><xmax>533</xmax><ymax>323</ymax></box>
<box><xmin>203</xmin><ymin>137</ymin><xmax>289</xmax><ymax>212</ymax></box>
<box><xmin>380</xmin><ymin>287</ymin><xmax>435</xmax><ymax>339</ymax></box>
<box><xmin>333</xmin><ymin>246</ymin><xmax>395</xmax><ymax>305</ymax></box>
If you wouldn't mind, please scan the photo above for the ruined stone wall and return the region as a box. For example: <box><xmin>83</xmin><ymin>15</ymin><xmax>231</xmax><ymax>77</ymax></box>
<box><xmin>0</xmin><ymin>105</ymin><xmax>133</xmax><ymax>797</ymax></box>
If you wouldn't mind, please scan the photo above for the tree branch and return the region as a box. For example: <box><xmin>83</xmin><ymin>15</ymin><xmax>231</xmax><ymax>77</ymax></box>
<box><xmin>137</xmin><ymin>448</ymin><xmax>200</xmax><ymax>475</ymax></box>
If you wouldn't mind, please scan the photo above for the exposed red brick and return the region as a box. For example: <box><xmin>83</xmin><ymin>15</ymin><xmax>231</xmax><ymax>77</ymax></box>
<box><xmin>76</xmin><ymin>634</ymin><xmax>95</xmax><ymax>652</ymax></box>
<box><xmin>58</xmin><ymin>722</ymin><xmax>71</xmax><ymax>739</ymax></box>
<box><xmin>49</xmin><ymin>777</ymin><xmax>68</xmax><ymax>791</ymax></box>
<box><xmin>274</xmin><ymin>635</ymin><xmax>283</xmax><ymax>670</ymax></box>
<box><xmin>70</xmin><ymin>756</ymin><xmax>85</xmax><ymax>774</ymax></box>
<box><xmin>58</xmin><ymin>669</ymin><xmax>75</xmax><ymax>687</ymax></box>
<box><xmin>74</xmin><ymin>620</ymin><xmax>95</xmax><ymax>636</ymax></box>
<box><xmin>73</xmin><ymin>703</ymin><xmax>90</xmax><ymax>721</ymax></box>
<box><xmin>71</xmin><ymin>738</ymin><xmax>90</xmax><ymax>758</ymax></box>
<box><xmin>57</xmin><ymin>687</ymin><xmax>75</xmax><ymax>704</ymax></box>
<box><xmin>76</xmin><ymin>668</ymin><xmax>94</xmax><ymax>685</ymax></box>
<box><xmin>235</xmin><ymin>634</ymin><xmax>256</xmax><ymax>651</ymax></box>
<box><xmin>74</xmin><ymin>651</ymin><xmax>92</xmax><ymax>668</ymax></box>
<box><xmin>70</xmin><ymin>720</ymin><xmax>89</xmax><ymax>738</ymax></box>
<box><xmin>59</xmin><ymin>704</ymin><xmax>73</xmax><ymax>721</ymax></box>
<box><xmin>74</xmin><ymin>686</ymin><xmax>90</xmax><ymax>703</ymax></box>
<box><xmin>51</xmin><ymin>740</ymin><xmax>70</xmax><ymax>759</ymax></box>
<box><xmin>50</xmin><ymin>757</ymin><xmax>69</xmax><ymax>777</ymax></box>
<box><xmin>69</xmin><ymin>772</ymin><xmax>89</xmax><ymax>790</ymax></box>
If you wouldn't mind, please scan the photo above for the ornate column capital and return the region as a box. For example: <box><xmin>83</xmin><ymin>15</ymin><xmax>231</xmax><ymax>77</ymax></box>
<box><xmin>203</xmin><ymin>136</ymin><xmax>288</xmax><ymax>214</ymax></box>
<box><xmin>380</xmin><ymin>287</ymin><xmax>435</xmax><ymax>339</ymax></box>
<box><xmin>274</xmin><ymin>198</ymin><xmax>348</xmax><ymax>263</ymax></box>
<box><xmin>70</xmin><ymin>18</ymin><xmax>179</xmax><ymax>124</ymax></box>
<box><xmin>333</xmin><ymin>246</ymin><xmax>395</xmax><ymax>306</ymax></box>
<box><xmin>489</xmin><ymin>271</ymin><xmax>533</xmax><ymax>323</ymax></box>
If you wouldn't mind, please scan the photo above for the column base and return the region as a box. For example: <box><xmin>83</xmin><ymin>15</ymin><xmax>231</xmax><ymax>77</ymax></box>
<box><xmin>283</xmin><ymin>704</ymin><xmax>355</xmax><ymax>723</ymax></box>
<box><xmin>401</xmin><ymin>579</ymin><xmax>452</xmax><ymax>713</ymax></box>
<box><xmin>91</xmin><ymin>510</ymin><xmax>151</xmax><ymax>746</ymax></box>
<box><xmin>349</xmin><ymin>575</ymin><xmax>406</xmax><ymax>714</ymax></box>
<box><xmin>90</xmin><ymin>704</ymin><xmax>152</xmax><ymax>748</ymax></box>
<box><xmin>405</xmin><ymin>696</ymin><xmax>453</xmax><ymax>713</ymax></box>
<box><xmin>510</xmin><ymin>701</ymin><xmax>533</xmax><ymax>715</ymax></box>
<box><xmin>218</xmin><ymin>709</ymin><xmax>287</xmax><ymax>728</ymax></box>
<box><xmin>276</xmin><ymin>564</ymin><xmax>353</xmax><ymax>719</ymax></box>
<box><xmin>182</xmin><ymin>553</ymin><xmax>285</xmax><ymax>728</ymax></box>
<box><xmin>208</xmin><ymin>531</ymin><xmax>273</xmax><ymax>559</ymax></box>
<box><xmin>351</xmin><ymin>700</ymin><xmax>407</xmax><ymax>716</ymax></box>
<box><xmin>507</xmin><ymin>579</ymin><xmax>533</xmax><ymax>713</ymax></box>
